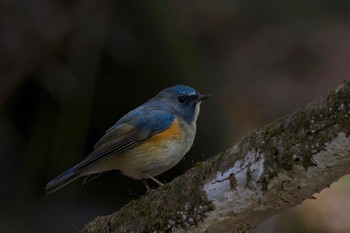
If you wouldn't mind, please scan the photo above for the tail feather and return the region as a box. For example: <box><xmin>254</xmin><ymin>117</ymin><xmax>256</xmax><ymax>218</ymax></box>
<box><xmin>46</xmin><ymin>169</ymin><xmax>81</xmax><ymax>194</ymax></box>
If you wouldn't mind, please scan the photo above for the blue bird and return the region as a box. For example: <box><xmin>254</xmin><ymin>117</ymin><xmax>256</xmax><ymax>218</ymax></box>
<box><xmin>46</xmin><ymin>85</ymin><xmax>209</xmax><ymax>194</ymax></box>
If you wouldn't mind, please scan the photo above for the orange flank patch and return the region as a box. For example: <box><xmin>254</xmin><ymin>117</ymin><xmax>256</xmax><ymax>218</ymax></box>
<box><xmin>146</xmin><ymin>118</ymin><xmax>182</xmax><ymax>143</ymax></box>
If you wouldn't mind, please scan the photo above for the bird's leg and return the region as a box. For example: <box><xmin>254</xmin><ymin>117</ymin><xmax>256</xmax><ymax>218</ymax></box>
<box><xmin>143</xmin><ymin>172</ymin><xmax>164</xmax><ymax>186</ymax></box>
<box><xmin>142</xmin><ymin>179</ymin><xmax>150</xmax><ymax>192</ymax></box>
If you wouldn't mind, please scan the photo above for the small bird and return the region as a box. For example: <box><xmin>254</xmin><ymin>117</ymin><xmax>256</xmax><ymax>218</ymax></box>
<box><xmin>46</xmin><ymin>85</ymin><xmax>209</xmax><ymax>194</ymax></box>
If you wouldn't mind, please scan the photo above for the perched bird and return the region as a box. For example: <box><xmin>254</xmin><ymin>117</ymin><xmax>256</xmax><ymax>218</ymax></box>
<box><xmin>46</xmin><ymin>85</ymin><xmax>209</xmax><ymax>194</ymax></box>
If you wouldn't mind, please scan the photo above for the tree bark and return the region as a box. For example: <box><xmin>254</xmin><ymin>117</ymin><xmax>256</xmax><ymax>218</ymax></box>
<box><xmin>81</xmin><ymin>81</ymin><xmax>350</xmax><ymax>233</ymax></box>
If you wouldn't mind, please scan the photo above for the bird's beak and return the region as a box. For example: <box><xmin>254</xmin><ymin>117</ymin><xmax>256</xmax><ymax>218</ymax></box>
<box><xmin>196</xmin><ymin>93</ymin><xmax>210</xmax><ymax>103</ymax></box>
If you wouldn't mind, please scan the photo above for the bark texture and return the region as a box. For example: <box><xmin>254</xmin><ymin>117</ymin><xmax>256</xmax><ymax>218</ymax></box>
<box><xmin>81</xmin><ymin>81</ymin><xmax>350</xmax><ymax>233</ymax></box>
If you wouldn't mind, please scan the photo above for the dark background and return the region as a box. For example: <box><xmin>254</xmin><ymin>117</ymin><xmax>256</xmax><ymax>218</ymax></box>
<box><xmin>1</xmin><ymin>1</ymin><xmax>350</xmax><ymax>232</ymax></box>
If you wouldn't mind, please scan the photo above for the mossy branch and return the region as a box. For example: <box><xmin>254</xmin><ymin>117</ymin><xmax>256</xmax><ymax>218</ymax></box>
<box><xmin>81</xmin><ymin>81</ymin><xmax>350</xmax><ymax>233</ymax></box>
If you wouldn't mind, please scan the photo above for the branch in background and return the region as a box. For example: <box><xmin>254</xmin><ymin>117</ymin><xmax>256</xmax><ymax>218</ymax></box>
<box><xmin>81</xmin><ymin>81</ymin><xmax>350</xmax><ymax>233</ymax></box>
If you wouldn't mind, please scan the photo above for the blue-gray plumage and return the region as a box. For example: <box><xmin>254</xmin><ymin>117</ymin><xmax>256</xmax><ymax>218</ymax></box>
<box><xmin>46</xmin><ymin>85</ymin><xmax>209</xmax><ymax>194</ymax></box>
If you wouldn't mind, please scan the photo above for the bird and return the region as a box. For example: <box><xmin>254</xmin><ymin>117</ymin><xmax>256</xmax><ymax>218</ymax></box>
<box><xmin>46</xmin><ymin>85</ymin><xmax>209</xmax><ymax>194</ymax></box>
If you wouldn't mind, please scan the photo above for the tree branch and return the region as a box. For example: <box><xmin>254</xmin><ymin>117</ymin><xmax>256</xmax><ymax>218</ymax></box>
<box><xmin>81</xmin><ymin>81</ymin><xmax>350</xmax><ymax>233</ymax></box>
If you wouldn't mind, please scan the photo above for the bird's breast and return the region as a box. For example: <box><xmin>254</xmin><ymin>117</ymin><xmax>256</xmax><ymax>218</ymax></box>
<box><xmin>114</xmin><ymin>117</ymin><xmax>196</xmax><ymax>179</ymax></box>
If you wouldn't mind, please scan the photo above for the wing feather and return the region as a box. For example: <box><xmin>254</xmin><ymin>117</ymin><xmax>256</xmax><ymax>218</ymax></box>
<box><xmin>67</xmin><ymin>109</ymin><xmax>175</xmax><ymax>174</ymax></box>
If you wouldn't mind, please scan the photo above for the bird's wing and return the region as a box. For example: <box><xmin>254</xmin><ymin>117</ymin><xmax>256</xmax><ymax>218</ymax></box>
<box><xmin>72</xmin><ymin>108</ymin><xmax>175</xmax><ymax>172</ymax></box>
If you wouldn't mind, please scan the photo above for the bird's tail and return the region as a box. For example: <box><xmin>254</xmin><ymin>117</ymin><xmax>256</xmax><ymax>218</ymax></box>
<box><xmin>46</xmin><ymin>169</ymin><xmax>81</xmax><ymax>194</ymax></box>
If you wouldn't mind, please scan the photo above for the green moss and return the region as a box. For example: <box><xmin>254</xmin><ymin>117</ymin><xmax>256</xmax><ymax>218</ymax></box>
<box><xmin>104</xmin><ymin>159</ymin><xmax>216</xmax><ymax>232</ymax></box>
<box><xmin>237</xmin><ymin>82</ymin><xmax>350</xmax><ymax>185</ymax></box>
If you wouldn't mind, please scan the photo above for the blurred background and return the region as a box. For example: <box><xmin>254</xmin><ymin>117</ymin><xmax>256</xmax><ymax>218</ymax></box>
<box><xmin>1</xmin><ymin>0</ymin><xmax>350</xmax><ymax>232</ymax></box>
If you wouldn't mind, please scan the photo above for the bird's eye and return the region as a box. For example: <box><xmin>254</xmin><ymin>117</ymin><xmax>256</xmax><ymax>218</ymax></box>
<box><xmin>178</xmin><ymin>96</ymin><xmax>186</xmax><ymax>103</ymax></box>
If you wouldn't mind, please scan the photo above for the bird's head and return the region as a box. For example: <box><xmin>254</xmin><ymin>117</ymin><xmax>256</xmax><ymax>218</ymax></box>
<box><xmin>155</xmin><ymin>85</ymin><xmax>210</xmax><ymax>123</ymax></box>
